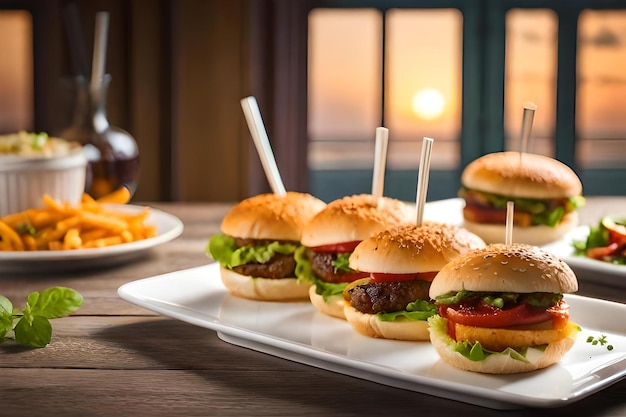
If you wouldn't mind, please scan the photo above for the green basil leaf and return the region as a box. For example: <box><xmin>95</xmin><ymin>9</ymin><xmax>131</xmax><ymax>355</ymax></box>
<box><xmin>28</xmin><ymin>287</ymin><xmax>83</xmax><ymax>319</ymax></box>
<box><xmin>0</xmin><ymin>296</ymin><xmax>13</xmax><ymax>340</ymax></box>
<box><xmin>0</xmin><ymin>295</ymin><xmax>12</xmax><ymax>316</ymax></box>
<box><xmin>14</xmin><ymin>315</ymin><xmax>52</xmax><ymax>348</ymax></box>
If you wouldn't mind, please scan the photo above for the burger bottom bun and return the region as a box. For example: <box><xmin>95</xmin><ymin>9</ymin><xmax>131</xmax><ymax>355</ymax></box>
<box><xmin>428</xmin><ymin>317</ymin><xmax>579</xmax><ymax>374</ymax></box>
<box><xmin>219</xmin><ymin>266</ymin><xmax>311</xmax><ymax>301</ymax></box>
<box><xmin>309</xmin><ymin>286</ymin><xmax>346</xmax><ymax>320</ymax></box>
<box><xmin>462</xmin><ymin>211</ymin><xmax>578</xmax><ymax>246</ymax></box>
<box><xmin>344</xmin><ymin>305</ymin><xmax>430</xmax><ymax>341</ymax></box>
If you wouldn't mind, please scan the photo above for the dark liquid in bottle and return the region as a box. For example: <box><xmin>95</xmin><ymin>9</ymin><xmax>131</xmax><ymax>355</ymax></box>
<box><xmin>86</xmin><ymin>153</ymin><xmax>140</xmax><ymax>199</ymax></box>
<box><xmin>57</xmin><ymin>75</ymin><xmax>140</xmax><ymax>200</ymax></box>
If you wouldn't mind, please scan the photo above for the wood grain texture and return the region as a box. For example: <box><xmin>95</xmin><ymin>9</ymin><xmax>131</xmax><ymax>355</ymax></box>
<box><xmin>0</xmin><ymin>200</ymin><xmax>624</xmax><ymax>417</ymax></box>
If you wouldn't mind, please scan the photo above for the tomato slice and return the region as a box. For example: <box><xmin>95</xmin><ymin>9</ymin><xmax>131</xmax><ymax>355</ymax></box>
<box><xmin>370</xmin><ymin>271</ymin><xmax>438</xmax><ymax>283</ymax></box>
<box><xmin>336</xmin><ymin>271</ymin><xmax>370</xmax><ymax>283</ymax></box>
<box><xmin>442</xmin><ymin>300</ymin><xmax>569</xmax><ymax>329</ymax></box>
<box><xmin>309</xmin><ymin>240</ymin><xmax>361</xmax><ymax>253</ymax></box>
<box><xmin>587</xmin><ymin>243</ymin><xmax>619</xmax><ymax>260</ymax></box>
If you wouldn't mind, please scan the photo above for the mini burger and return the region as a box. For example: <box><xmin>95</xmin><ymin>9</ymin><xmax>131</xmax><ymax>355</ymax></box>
<box><xmin>459</xmin><ymin>151</ymin><xmax>585</xmax><ymax>246</ymax></box>
<box><xmin>296</xmin><ymin>194</ymin><xmax>413</xmax><ymax>319</ymax></box>
<box><xmin>428</xmin><ymin>243</ymin><xmax>580</xmax><ymax>374</ymax></box>
<box><xmin>343</xmin><ymin>223</ymin><xmax>485</xmax><ymax>341</ymax></box>
<box><xmin>206</xmin><ymin>192</ymin><xmax>326</xmax><ymax>301</ymax></box>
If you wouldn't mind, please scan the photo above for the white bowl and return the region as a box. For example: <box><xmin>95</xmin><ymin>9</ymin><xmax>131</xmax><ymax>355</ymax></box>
<box><xmin>0</xmin><ymin>146</ymin><xmax>87</xmax><ymax>216</ymax></box>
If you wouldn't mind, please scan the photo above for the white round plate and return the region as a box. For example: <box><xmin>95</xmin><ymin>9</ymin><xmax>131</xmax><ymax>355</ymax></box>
<box><xmin>542</xmin><ymin>225</ymin><xmax>626</xmax><ymax>288</ymax></box>
<box><xmin>0</xmin><ymin>204</ymin><xmax>183</xmax><ymax>274</ymax></box>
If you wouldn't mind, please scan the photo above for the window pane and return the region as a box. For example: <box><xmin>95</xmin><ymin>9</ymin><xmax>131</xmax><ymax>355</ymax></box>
<box><xmin>0</xmin><ymin>11</ymin><xmax>33</xmax><ymax>133</ymax></box>
<box><xmin>577</xmin><ymin>10</ymin><xmax>626</xmax><ymax>169</ymax></box>
<box><xmin>386</xmin><ymin>9</ymin><xmax>463</xmax><ymax>170</ymax></box>
<box><xmin>307</xmin><ymin>9</ymin><xmax>382</xmax><ymax>170</ymax></box>
<box><xmin>504</xmin><ymin>9</ymin><xmax>557</xmax><ymax>156</ymax></box>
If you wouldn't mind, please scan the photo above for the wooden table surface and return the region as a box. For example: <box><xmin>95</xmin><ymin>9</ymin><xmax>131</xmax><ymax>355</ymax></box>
<box><xmin>1</xmin><ymin>198</ymin><xmax>625</xmax><ymax>417</ymax></box>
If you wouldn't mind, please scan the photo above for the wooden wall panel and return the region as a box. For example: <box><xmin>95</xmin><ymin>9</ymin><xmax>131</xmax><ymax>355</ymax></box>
<box><xmin>173</xmin><ymin>0</ymin><xmax>249</xmax><ymax>202</ymax></box>
<box><xmin>128</xmin><ymin>1</ymin><xmax>166</xmax><ymax>201</ymax></box>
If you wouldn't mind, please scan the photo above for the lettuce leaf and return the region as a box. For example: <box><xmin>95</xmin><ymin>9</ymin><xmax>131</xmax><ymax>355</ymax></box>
<box><xmin>314</xmin><ymin>280</ymin><xmax>348</xmax><ymax>301</ymax></box>
<box><xmin>434</xmin><ymin>290</ymin><xmax>475</xmax><ymax>305</ymax></box>
<box><xmin>294</xmin><ymin>247</ymin><xmax>347</xmax><ymax>299</ymax></box>
<box><xmin>463</xmin><ymin>188</ymin><xmax>585</xmax><ymax>227</ymax></box>
<box><xmin>377</xmin><ymin>299</ymin><xmax>438</xmax><ymax>322</ymax></box>
<box><xmin>206</xmin><ymin>234</ymin><xmax>296</xmax><ymax>268</ymax></box>
<box><xmin>435</xmin><ymin>290</ymin><xmax>561</xmax><ymax>309</ymax></box>
<box><xmin>294</xmin><ymin>246</ymin><xmax>315</xmax><ymax>282</ymax></box>
<box><xmin>332</xmin><ymin>253</ymin><xmax>352</xmax><ymax>273</ymax></box>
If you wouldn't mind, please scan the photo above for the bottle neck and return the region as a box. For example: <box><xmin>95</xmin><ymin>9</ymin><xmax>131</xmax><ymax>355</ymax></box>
<box><xmin>90</xmin><ymin>84</ymin><xmax>110</xmax><ymax>133</ymax></box>
<box><xmin>68</xmin><ymin>74</ymin><xmax>111</xmax><ymax>134</ymax></box>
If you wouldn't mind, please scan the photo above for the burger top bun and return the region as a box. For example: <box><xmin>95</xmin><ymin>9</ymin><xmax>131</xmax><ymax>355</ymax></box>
<box><xmin>429</xmin><ymin>243</ymin><xmax>578</xmax><ymax>298</ymax></box>
<box><xmin>349</xmin><ymin>223</ymin><xmax>486</xmax><ymax>274</ymax></box>
<box><xmin>221</xmin><ymin>192</ymin><xmax>326</xmax><ymax>241</ymax></box>
<box><xmin>461</xmin><ymin>151</ymin><xmax>582</xmax><ymax>199</ymax></box>
<box><xmin>300</xmin><ymin>194</ymin><xmax>412</xmax><ymax>247</ymax></box>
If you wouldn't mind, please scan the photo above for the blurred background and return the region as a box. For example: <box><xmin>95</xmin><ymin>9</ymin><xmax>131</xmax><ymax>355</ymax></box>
<box><xmin>1</xmin><ymin>0</ymin><xmax>625</xmax><ymax>203</ymax></box>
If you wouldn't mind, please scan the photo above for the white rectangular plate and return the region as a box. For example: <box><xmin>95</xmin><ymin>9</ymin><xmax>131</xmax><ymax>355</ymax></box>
<box><xmin>118</xmin><ymin>263</ymin><xmax>626</xmax><ymax>410</ymax></box>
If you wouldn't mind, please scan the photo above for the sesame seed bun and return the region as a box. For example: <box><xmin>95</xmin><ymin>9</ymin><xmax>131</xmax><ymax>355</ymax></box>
<box><xmin>428</xmin><ymin>243</ymin><xmax>579</xmax><ymax>374</ymax></box>
<box><xmin>300</xmin><ymin>194</ymin><xmax>412</xmax><ymax>247</ymax></box>
<box><xmin>461</xmin><ymin>151</ymin><xmax>582</xmax><ymax>200</ymax></box>
<box><xmin>344</xmin><ymin>223</ymin><xmax>486</xmax><ymax>341</ymax></box>
<box><xmin>460</xmin><ymin>152</ymin><xmax>584</xmax><ymax>245</ymax></box>
<box><xmin>221</xmin><ymin>192</ymin><xmax>326</xmax><ymax>241</ymax></box>
<box><xmin>217</xmin><ymin>192</ymin><xmax>325</xmax><ymax>302</ymax></box>
<box><xmin>349</xmin><ymin>223</ymin><xmax>487</xmax><ymax>275</ymax></box>
<box><xmin>429</xmin><ymin>243</ymin><xmax>578</xmax><ymax>298</ymax></box>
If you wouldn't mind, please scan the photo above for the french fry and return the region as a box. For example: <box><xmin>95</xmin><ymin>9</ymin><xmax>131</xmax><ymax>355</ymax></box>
<box><xmin>63</xmin><ymin>228</ymin><xmax>82</xmax><ymax>250</ymax></box>
<box><xmin>78</xmin><ymin>211</ymin><xmax>128</xmax><ymax>232</ymax></box>
<box><xmin>42</xmin><ymin>194</ymin><xmax>64</xmax><ymax>212</ymax></box>
<box><xmin>0</xmin><ymin>220</ymin><xmax>24</xmax><ymax>251</ymax></box>
<box><xmin>21</xmin><ymin>234</ymin><xmax>37</xmax><ymax>251</ymax></box>
<box><xmin>0</xmin><ymin>193</ymin><xmax>158</xmax><ymax>252</ymax></box>
<box><xmin>83</xmin><ymin>235</ymin><xmax>124</xmax><ymax>248</ymax></box>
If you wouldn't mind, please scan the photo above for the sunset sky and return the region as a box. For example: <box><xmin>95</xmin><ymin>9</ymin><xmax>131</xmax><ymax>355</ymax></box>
<box><xmin>307</xmin><ymin>8</ymin><xmax>626</xmax><ymax>170</ymax></box>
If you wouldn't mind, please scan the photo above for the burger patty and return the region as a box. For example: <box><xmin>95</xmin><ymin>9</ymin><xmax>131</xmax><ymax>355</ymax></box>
<box><xmin>231</xmin><ymin>238</ymin><xmax>298</xmax><ymax>279</ymax></box>
<box><xmin>232</xmin><ymin>253</ymin><xmax>296</xmax><ymax>279</ymax></box>
<box><xmin>308</xmin><ymin>251</ymin><xmax>349</xmax><ymax>284</ymax></box>
<box><xmin>349</xmin><ymin>280</ymin><xmax>432</xmax><ymax>314</ymax></box>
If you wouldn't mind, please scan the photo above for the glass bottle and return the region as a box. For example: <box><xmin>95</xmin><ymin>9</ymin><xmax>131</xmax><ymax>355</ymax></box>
<box><xmin>58</xmin><ymin>74</ymin><xmax>139</xmax><ymax>199</ymax></box>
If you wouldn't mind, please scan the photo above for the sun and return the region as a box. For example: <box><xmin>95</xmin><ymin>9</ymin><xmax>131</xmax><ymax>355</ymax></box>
<box><xmin>411</xmin><ymin>88</ymin><xmax>446</xmax><ymax>120</ymax></box>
